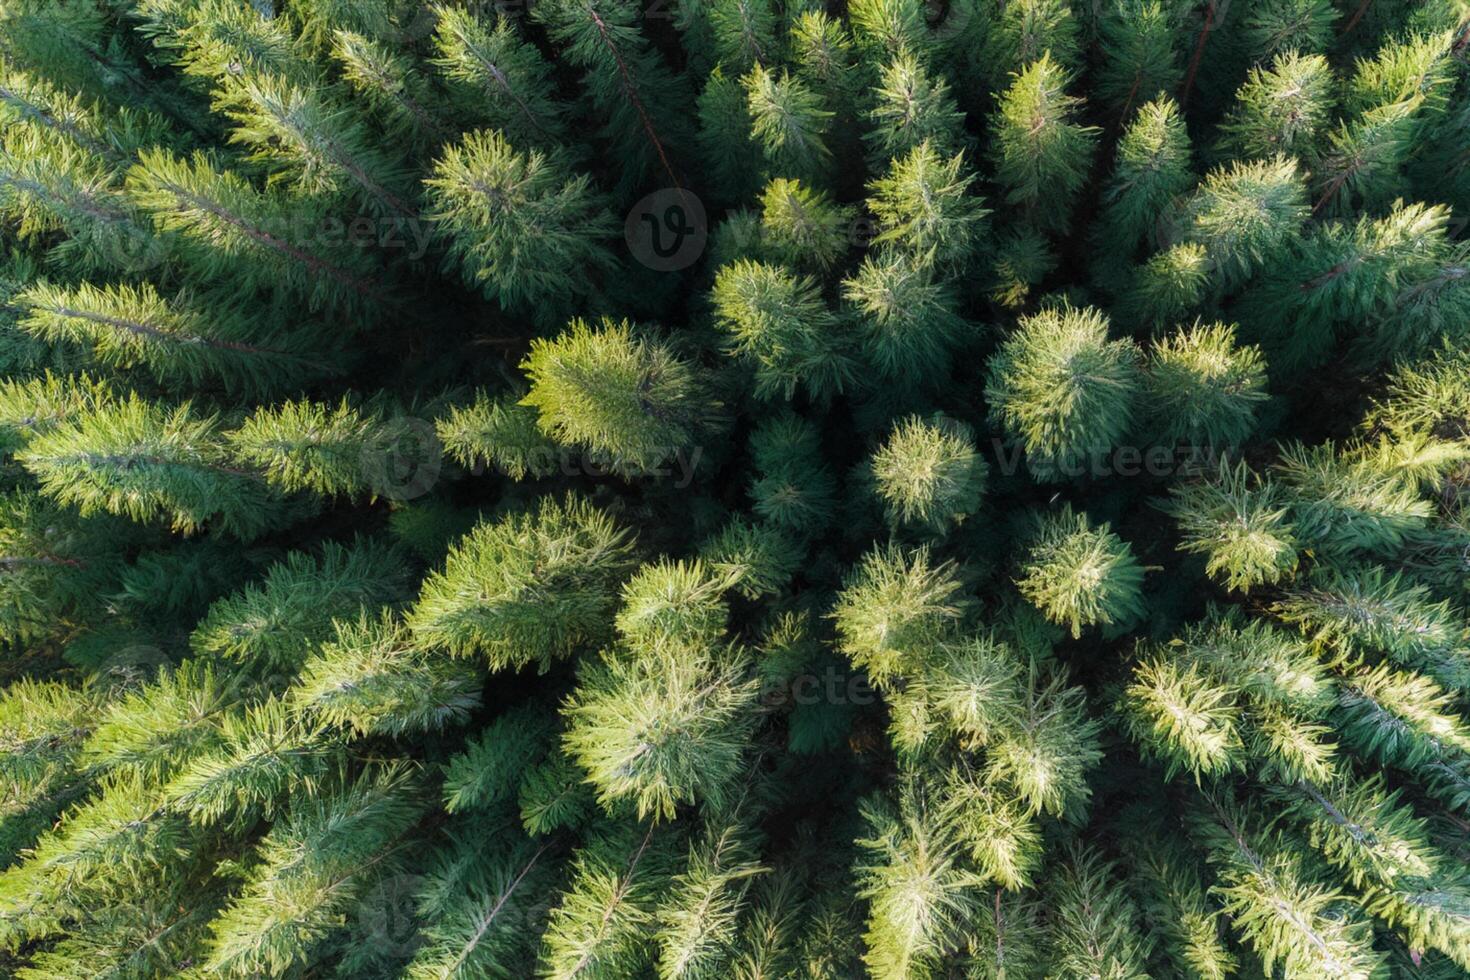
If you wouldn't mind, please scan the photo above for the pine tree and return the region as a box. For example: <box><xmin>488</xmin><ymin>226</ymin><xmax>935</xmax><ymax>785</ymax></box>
<box><xmin>1144</xmin><ymin>320</ymin><xmax>1268</xmax><ymax>448</ymax></box>
<box><xmin>1174</xmin><ymin>154</ymin><xmax>1309</xmax><ymax>291</ymax></box>
<box><xmin>1016</xmin><ymin>504</ymin><xmax>1146</xmax><ymax>638</ymax></box>
<box><xmin>226</xmin><ymin>75</ymin><xmax>418</xmax><ymax>218</ymax></box>
<box><xmin>867</xmin><ymin>141</ymin><xmax>988</xmax><ymax>272</ymax></box>
<box><xmin>744</xmin><ymin>64</ymin><xmax>833</xmax><ymax>185</ymax></box>
<box><xmin>1217</xmin><ymin>51</ymin><xmax>1334</xmax><ymax>162</ymax></box>
<box><xmin>426</xmin><ymin>130</ymin><xmax>616</xmax><ymax>314</ymax></box>
<box><xmin>864</xmin><ymin>51</ymin><xmax>966</xmax><ymax>165</ymax></box>
<box><xmin>292</xmin><ymin>611</ymin><xmax>483</xmax><ymax>735</ymax></box>
<box><xmin>832</xmin><ymin>543</ymin><xmax>968</xmax><ymax>686</ymax></box>
<box><xmin>430</xmin><ymin>5</ymin><xmax>568</xmax><ymax>152</ymax></box>
<box><xmin>435</xmin><ymin>389</ymin><xmax>559</xmax><ymax>481</ymax></box>
<box><xmin>12</xmin><ymin>279</ymin><xmax>334</xmax><ymax>395</ymax></box>
<box><xmin>126</xmin><ymin>148</ymin><xmax>384</xmax><ymax>316</ymax></box>
<box><xmin>711</xmin><ymin>259</ymin><xmax>855</xmax><ymax>402</ymax></box>
<box><xmin>0</xmin><ymin>488</ymin><xmax>125</xmax><ymax>643</ymax></box>
<box><xmin>867</xmin><ymin>413</ymin><xmax>986</xmax><ymax>533</ymax></box>
<box><xmin>409</xmin><ymin>494</ymin><xmax>636</xmax><ymax>671</ymax></box>
<box><xmin>531</xmin><ymin>0</ymin><xmax>694</xmax><ymax>193</ymax></box>
<box><xmin>202</xmin><ymin>764</ymin><xmax>426</xmax><ymax>976</ymax></box>
<box><xmin>16</xmin><ymin>390</ymin><xmax>290</xmax><ymax>538</ymax></box>
<box><xmin>842</xmin><ymin>251</ymin><xmax>967</xmax><ymax>382</ymax></box>
<box><xmin>190</xmin><ymin>536</ymin><xmax>412</xmax><ymax>669</ymax></box>
<box><xmin>1191</xmin><ymin>793</ymin><xmax>1385</xmax><ymax>979</ymax></box>
<box><xmin>536</xmin><ymin>821</ymin><xmax>680</xmax><ymax>978</ymax></box>
<box><xmin>756</xmin><ymin>177</ymin><xmax>856</xmax><ymax>273</ymax></box>
<box><xmin>1161</xmin><ymin>458</ymin><xmax>1299</xmax><ymax>592</ymax></box>
<box><xmin>985</xmin><ymin>302</ymin><xmax>1142</xmax><ymax>482</ymax></box>
<box><xmin>521</xmin><ymin>317</ymin><xmax>721</xmax><ymax>474</ymax></box>
<box><xmin>1093</xmin><ymin>97</ymin><xmax>1192</xmax><ymax>267</ymax></box>
<box><xmin>1095</xmin><ymin>1</ymin><xmax>1184</xmax><ymax>120</ymax></box>
<box><xmin>854</xmin><ymin>779</ymin><xmax>985</xmax><ymax>979</ymax></box>
<box><xmin>1044</xmin><ymin>843</ymin><xmax>1153</xmax><ymax>977</ymax></box>
<box><xmin>988</xmin><ymin>53</ymin><xmax>1097</xmax><ymax>233</ymax></box>
<box><xmin>403</xmin><ymin>823</ymin><xmax>560</xmax><ymax>979</ymax></box>
<box><xmin>563</xmin><ymin>637</ymin><xmax>760</xmax><ymax>821</ymax></box>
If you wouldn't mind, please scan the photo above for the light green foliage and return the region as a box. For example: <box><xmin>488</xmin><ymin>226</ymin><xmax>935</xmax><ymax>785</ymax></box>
<box><xmin>227</xmin><ymin>75</ymin><xmax>415</xmax><ymax>217</ymax></box>
<box><xmin>430</xmin><ymin>5</ymin><xmax>567</xmax><ymax>150</ymax></box>
<box><xmin>227</xmin><ymin>399</ymin><xmax>379</xmax><ymax>496</ymax></box>
<box><xmin>537</xmin><ymin>822</ymin><xmax>679</xmax><ymax>979</ymax></box>
<box><xmin>435</xmin><ymin>390</ymin><xmax>559</xmax><ymax>480</ymax></box>
<box><xmin>126</xmin><ymin>148</ymin><xmax>380</xmax><ymax>316</ymax></box>
<box><xmin>191</xmin><ymin>537</ymin><xmax>411</xmax><ymax>668</ymax></box>
<box><xmin>758</xmin><ymin>178</ymin><xmax>855</xmax><ymax>272</ymax></box>
<box><xmin>985</xmin><ymin>303</ymin><xmax>1142</xmax><ymax>482</ymax></box>
<box><xmin>202</xmin><ymin>765</ymin><xmax>425</xmax><ymax>976</ymax></box>
<box><xmin>522</xmin><ymin>318</ymin><xmax>720</xmax><ymax>474</ymax></box>
<box><xmin>854</xmin><ymin>781</ymin><xmax>985</xmax><ymax>979</ymax></box>
<box><xmin>712</xmin><ymin>259</ymin><xmax>854</xmax><ymax>402</ymax></box>
<box><xmin>17</xmin><ymin>391</ymin><xmax>288</xmax><ymax>538</ymax></box>
<box><xmin>1273</xmin><ymin>441</ymin><xmax>1434</xmax><ymax>555</ymax></box>
<box><xmin>867</xmin><ymin>141</ymin><xmax>988</xmax><ymax>271</ymax></box>
<box><xmin>832</xmin><ymin>544</ymin><xmax>968</xmax><ymax>685</ymax></box>
<box><xmin>744</xmin><ymin>64</ymin><xmax>832</xmax><ymax>183</ymax></box>
<box><xmin>1016</xmin><ymin>505</ymin><xmax>1146</xmax><ymax>638</ymax></box>
<box><xmin>988</xmin><ymin>53</ymin><xmax>1097</xmax><ymax>231</ymax></box>
<box><xmin>864</xmin><ymin>51</ymin><xmax>965</xmax><ymax>165</ymax></box>
<box><xmin>1178</xmin><ymin>155</ymin><xmax>1309</xmax><ymax>290</ymax></box>
<box><xmin>1145</xmin><ymin>320</ymin><xmax>1268</xmax><ymax>447</ymax></box>
<box><xmin>1218</xmin><ymin>52</ymin><xmax>1335</xmax><ymax>161</ymax></box>
<box><xmin>616</xmin><ymin>558</ymin><xmax>731</xmax><ymax>653</ymax></box>
<box><xmin>1123</xmin><ymin>655</ymin><xmax>1245</xmax><ymax>780</ymax></box>
<box><xmin>764</xmin><ymin>177</ymin><xmax>858</xmax><ymax>270</ymax></box>
<box><xmin>563</xmin><ymin>642</ymin><xmax>759</xmax><ymax>821</ymax></box>
<box><xmin>868</xmin><ymin>413</ymin><xmax>986</xmax><ymax>533</ymax></box>
<box><xmin>427</xmin><ymin>130</ymin><xmax>615</xmax><ymax>312</ymax></box>
<box><xmin>1192</xmin><ymin>795</ymin><xmax>1386</xmax><ymax>980</ymax></box>
<box><xmin>655</xmin><ymin>811</ymin><xmax>766</xmax><ymax>980</ymax></box>
<box><xmin>14</xmin><ymin>280</ymin><xmax>330</xmax><ymax>395</ymax></box>
<box><xmin>1094</xmin><ymin>97</ymin><xmax>1192</xmax><ymax>262</ymax></box>
<box><xmin>409</xmin><ymin>494</ymin><xmax>636</xmax><ymax>671</ymax></box>
<box><xmin>1162</xmin><ymin>459</ymin><xmax>1299</xmax><ymax>592</ymax></box>
<box><xmin>292</xmin><ymin>611</ymin><xmax>482</xmax><ymax>736</ymax></box>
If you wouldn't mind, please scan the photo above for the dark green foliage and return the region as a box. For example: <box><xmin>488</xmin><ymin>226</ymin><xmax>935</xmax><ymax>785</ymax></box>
<box><xmin>2</xmin><ymin>1</ymin><xmax>1470</xmax><ymax>976</ymax></box>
